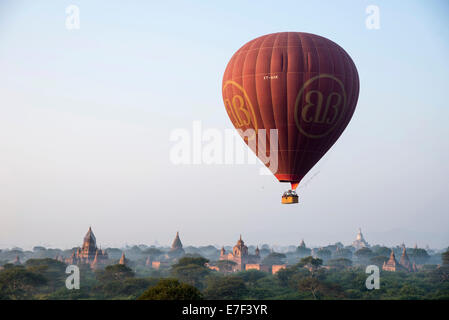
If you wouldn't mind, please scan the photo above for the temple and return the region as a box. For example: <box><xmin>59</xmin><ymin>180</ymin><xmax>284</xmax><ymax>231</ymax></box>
<box><xmin>67</xmin><ymin>227</ymin><xmax>108</xmax><ymax>268</ymax></box>
<box><xmin>399</xmin><ymin>247</ymin><xmax>417</xmax><ymax>272</ymax></box>
<box><xmin>119</xmin><ymin>252</ymin><xmax>127</xmax><ymax>265</ymax></box>
<box><xmin>352</xmin><ymin>228</ymin><xmax>370</xmax><ymax>250</ymax></box>
<box><xmin>219</xmin><ymin>235</ymin><xmax>260</xmax><ymax>271</ymax></box>
<box><xmin>168</xmin><ymin>231</ymin><xmax>185</xmax><ymax>258</ymax></box>
<box><xmin>382</xmin><ymin>248</ymin><xmax>417</xmax><ymax>272</ymax></box>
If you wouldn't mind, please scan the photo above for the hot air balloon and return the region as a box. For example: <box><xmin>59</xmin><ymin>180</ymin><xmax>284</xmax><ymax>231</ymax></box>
<box><xmin>222</xmin><ymin>32</ymin><xmax>359</xmax><ymax>204</ymax></box>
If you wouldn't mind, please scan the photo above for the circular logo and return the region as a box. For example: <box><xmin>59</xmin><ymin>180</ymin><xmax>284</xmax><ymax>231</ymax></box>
<box><xmin>294</xmin><ymin>74</ymin><xmax>347</xmax><ymax>139</ymax></box>
<box><xmin>222</xmin><ymin>80</ymin><xmax>258</xmax><ymax>133</ymax></box>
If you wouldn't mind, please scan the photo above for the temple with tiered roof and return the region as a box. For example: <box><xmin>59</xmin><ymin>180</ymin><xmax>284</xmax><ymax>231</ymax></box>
<box><xmin>67</xmin><ymin>227</ymin><xmax>108</xmax><ymax>268</ymax></box>
<box><xmin>219</xmin><ymin>235</ymin><xmax>260</xmax><ymax>271</ymax></box>
<box><xmin>352</xmin><ymin>228</ymin><xmax>370</xmax><ymax>250</ymax></box>
<box><xmin>382</xmin><ymin>248</ymin><xmax>417</xmax><ymax>272</ymax></box>
<box><xmin>167</xmin><ymin>231</ymin><xmax>185</xmax><ymax>258</ymax></box>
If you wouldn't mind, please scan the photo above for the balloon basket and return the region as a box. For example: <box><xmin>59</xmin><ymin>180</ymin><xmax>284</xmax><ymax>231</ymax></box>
<box><xmin>281</xmin><ymin>190</ymin><xmax>299</xmax><ymax>204</ymax></box>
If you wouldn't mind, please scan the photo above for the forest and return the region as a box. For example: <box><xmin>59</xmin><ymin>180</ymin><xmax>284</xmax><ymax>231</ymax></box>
<box><xmin>0</xmin><ymin>250</ymin><xmax>448</xmax><ymax>300</ymax></box>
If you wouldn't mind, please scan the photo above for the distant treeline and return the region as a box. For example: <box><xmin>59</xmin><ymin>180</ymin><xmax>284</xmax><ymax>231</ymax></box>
<box><xmin>0</xmin><ymin>243</ymin><xmax>444</xmax><ymax>266</ymax></box>
<box><xmin>0</xmin><ymin>249</ymin><xmax>448</xmax><ymax>300</ymax></box>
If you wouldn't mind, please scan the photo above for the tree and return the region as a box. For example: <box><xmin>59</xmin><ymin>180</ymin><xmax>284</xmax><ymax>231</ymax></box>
<box><xmin>0</xmin><ymin>266</ymin><xmax>47</xmax><ymax>299</ymax></box>
<box><xmin>138</xmin><ymin>279</ymin><xmax>202</xmax><ymax>300</ymax></box>
<box><xmin>316</xmin><ymin>249</ymin><xmax>332</xmax><ymax>261</ymax></box>
<box><xmin>276</xmin><ymin>267</ymin><xmax>297</xmax><ymax>287</ymax></box>
<box><xmin>262</xmin><ymin>252</ymin><xmax>286</xmax><ymax>266</ymax></box>
<box><xmin>370</xmin><ymin>255</ymin><xmax>388</xmax><ymax>268</ymax></box>
<box><xmin>409</xmin><ymin>248</ymin><xmax>430</xmax><ymax>265</ymax></box>
<box><xmin>128</xmin><ymin>245</ymin><xmax>143</xmax><ymax>254</ymax></box>
<box><xmin>442</xmin><ymin>248</ymin><xmax>449</xmax><ymax>266</ymax></box>
<box><xmin>104</xmin><ymin>248</ymin><xmax>123</xmax><ymax>260</ymax></box>
<box><xmin>374</xmin><ymin>246</ymin><xmax>391</xmax><ymax>257</ymax></box>
<box><xmin>298</xmin><ymin>278</ymin><xmax>344</xmax><ymax>300</ymax></box>
<box><xmin>298</xmin><ymin>256</ymin><xmax>323</xmax><ymax>275</ymax></box>
<box><xmin>354</xmin><ymin>248</ymin><xmax>374</xmax><ymax>263</ymax></box>
<box><xmin>170</xmin><ymin>256</ymin><xmax>210</xmax><ymax>289</ymax></box>
<box><xmin>216</xmin><ymin>260</ymin><xmax>237</xmax><ymax>273</ymax></box>
<box><xmin>399</xmin><ymin>283</ymin><xmax>425</xmax><ymax>299</ymax></box>
<box><xmin>173</xmin><ymin>256</ymin><xmax>209</xmax><ymax>267</ymax></box>
<box><xmin>275</xmin><ymin>263</ymin><xmax>310</xmax><ymax>289</ymax></box>
<box><xmin>426</xmin><ymin>248</ymin><xmax>449</xmax><ymax>284</ymax></box>
<box><xmin>98</xmin><ymin>277</ymin><xmax>160</xmax><ymax>299</ymax></box>
<box><xmin>97</xmin><ymin>264</ymin><xmax>135</xmax><ymax>282</ymax></box>
<box><xmin>296</xmin><ymin>246</ymin><xmax>312</xmax><ymax>257</ymax></box>
<box><xmin>235</xmin><ymin>270</ymin><xmax>266</xmax><ymax>287</ymax></box>
<box><xmin>143</xmin><ymin>247</ymin><xmax>163</xmax><ymax>256</ymax></box>
<box><xmin>297</xmin><ymin>278</ymin><xmax>321</xmax><ymax>300</ymax></box>
<box><xmin>335</xmin><ymin>242</ymin><xmax>344</xmax><ymax>248</ymax></box>
<box><xmin>333</xmin><ymin>248</ymin><xmax>352</xmax><ymax>260</ymax></box>
<box><xmin>430</xmin><ymin>265</ymin><xmax>449</xmax><ymax>283</ymax></box>
<box><xmin>203</xmin><ymin>276</ymin><xmax>248</xmax><ymax>300</ymax></box>
<box><xmin>326</xmin><ymin>258</ymin><xmax>352</xmax><ymax>269</ymax></box>
<box><xmin>25</xmin><ymin>258</ymin><xmax>67</xmax><ymax>290</ymax></box>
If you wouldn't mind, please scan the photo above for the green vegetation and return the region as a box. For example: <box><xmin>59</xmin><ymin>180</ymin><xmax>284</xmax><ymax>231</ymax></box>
<box><xmin>0</xmin><ymin>251</ymin><xmax>448</xmax><ymax>300</ymax></box>
<box><xmin>0</xmin><ymin>265</ymin><xmax>47</xmax><ymax>299</ymax></box>
<box><xmin>262</xmin><ymin>252</ymin><xmax>286</xmax><ymax>265</ymax></box>
<box><xmin>138</xmin><ymin>279</ymin><xmax>202</xmax><ymax>300</ymax></box>
<box><xmin>215</xmin><ymin>260</ymin><xmax>237</xmax><ymax>273</ymax></box>
<box><xmin>170</xmin><ymin>257</ymin><xmax>210</xmax><ymax>289</ymax></box>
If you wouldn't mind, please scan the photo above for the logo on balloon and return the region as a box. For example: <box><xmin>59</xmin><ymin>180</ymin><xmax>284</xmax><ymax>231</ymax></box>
<box><xmin>294</xmin><ymin>74</ymin><xmax>347</xmax><ymax>139</ymax></box>
<box><xmin>222</xmin><ymin>80</ymin><xmax>258</xmax><ymax>135</ymax></box>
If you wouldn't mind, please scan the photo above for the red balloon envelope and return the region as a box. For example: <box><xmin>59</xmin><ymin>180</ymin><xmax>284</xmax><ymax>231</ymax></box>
<box><xmin>222</xmin><ymin>32</ymin><xmax>359</xmax><ymax>201</ymax></box>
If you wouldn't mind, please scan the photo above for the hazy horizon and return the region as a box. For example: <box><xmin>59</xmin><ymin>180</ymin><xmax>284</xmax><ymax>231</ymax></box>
<box><xmin>1</xmin><ymin>1</ymin><xmax>448</xmax><ymax>249</ymax></box>
<box><xmin>1</xmin><ymin>226</ymin><xmax>447</xmax><ymax>252</ymax></box>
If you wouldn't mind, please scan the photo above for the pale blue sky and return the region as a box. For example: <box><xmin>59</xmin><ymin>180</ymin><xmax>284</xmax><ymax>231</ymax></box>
<box><xmin>1</xmin><ymin>1</ymin><xmax>448</xmax><ymax>249</ymax></box>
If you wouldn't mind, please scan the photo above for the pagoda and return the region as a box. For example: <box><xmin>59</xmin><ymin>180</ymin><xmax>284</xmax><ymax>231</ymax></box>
<box><xmin>219</xmin><ymin>235</ymin><xmax>260</xmax><ymax>271</ymax></box>
<box><xmin>168</xmin><ymin>231</ymin><xmax>185</xmax><ymax>258</ymax></box>
<box><xmin>119</xmin><ymin>252</ymin><xmax>127</xmax><ymax>265</ymax></box>
<box><xmin>352</xmin><ymin>228</ymin><xmax>369</xmax><ymax>250</ymax></box>
<box><xmin>399</xmin><ymin>247</ymin><xmax>417</xmax><ymax>272</ymax></box>
<box><xmin>383</xmin><ymin>250</ymin><xmax>407</xmax><ymax>272</ymax></box>
<box><xmin>67</xmin><ymin>227</ymin><xmax>108</xmax><ymax>268</ymax></box>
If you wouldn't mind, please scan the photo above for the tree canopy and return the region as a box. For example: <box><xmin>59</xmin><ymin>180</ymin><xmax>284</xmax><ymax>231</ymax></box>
<box><xmin>170</xmin><ymin>257</ymin><xmax>210</xmax><ymax>289</ymax></box>
<box><xmin>203</xmin><ymin>276</ymin><xmax>248</xmax><ymax>300</ymax></box>
<box><xmin>262</xmin><ymin>252</ymin><xmax>286</xmax><ymax>266</ymax></box>
<box><xmin>138</xmin><ymin>279</ymin><xmax>202</xmax><ymax>300</ymax></box>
